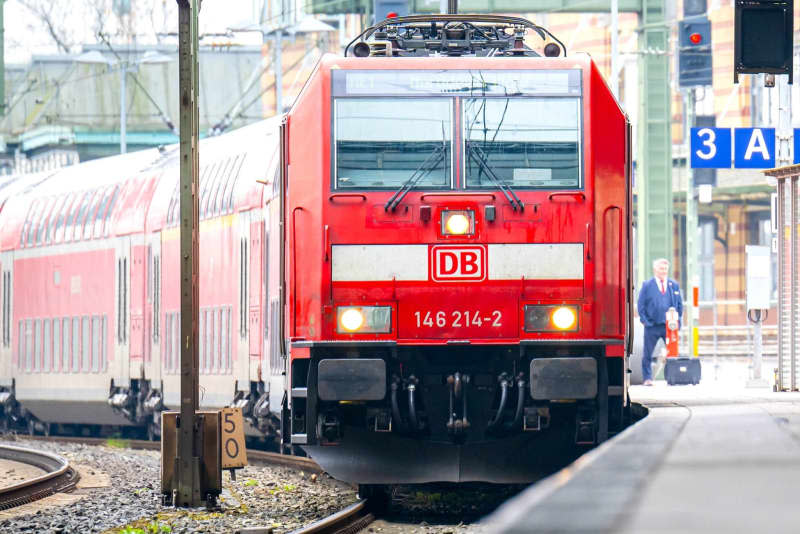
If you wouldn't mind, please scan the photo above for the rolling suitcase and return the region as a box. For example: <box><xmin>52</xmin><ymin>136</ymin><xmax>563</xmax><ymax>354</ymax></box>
<box><xmin>664</xmin><ymin>307</ymin><xmax>701</xmax><ymax>386</ymax></box>
<box><xmin>665</xmin><ymin>357</ymin><xmax>701</xmax><ymax>385</ymax></box>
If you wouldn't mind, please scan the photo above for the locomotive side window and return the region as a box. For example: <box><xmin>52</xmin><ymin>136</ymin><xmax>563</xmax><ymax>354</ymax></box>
<box><xmin>334</xmin><ymin>98</ymin><xmax>452</xmax><ymax>190</ymax></box>
<box><xmin>464</xmin><ymin>98</ymin><xmax>581</xmax><ymax>189</ymax></box>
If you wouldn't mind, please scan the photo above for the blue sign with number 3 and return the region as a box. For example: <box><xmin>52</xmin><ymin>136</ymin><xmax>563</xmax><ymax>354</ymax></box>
<box><xmin>691</xmin><ymin>127</ymin><xmax>731</xmax><ymax>168</ymax></box>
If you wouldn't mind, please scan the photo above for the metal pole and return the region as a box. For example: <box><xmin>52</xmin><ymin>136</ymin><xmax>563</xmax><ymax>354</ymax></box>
<box><xmin>448</xmin><ymin>0</ymin><xmax>457</xmax><ymax>14</ymax></box>
<box><xmin>684</xmin><ymin>89</ymin><xmax>698</xmax><ymax>357</ymax></box>
<box><xmin>777</xmin><ymin>74</ymin><xmax>792</xmax><ymax>167</ymax></box>
<box><xmin>753</xmin><ymin>312</ymin><xmax>764</xmax><ymax>381</ymax></box>
<box><xmin>610</xmin><ymin>0</ymin><xmax>619</xmax><ymax>99</ymax></box>
<box><xmin>792</xmin><ymin>177</ymin><xmax>797</xmax><ymax>390</ymax></box>
<box><xmin>120</xmin><ymin>67</ymin><xmax>127</xmax><ymax>154</ymax></box>
<box><xmin>176</xmin><ymin>0</ymin><xmax>201</xmax><ymax>507</ymax></box>
<box><xmin>778</xmin><ymin>179</ymin><xmax>785</xmax><ymax>390</ymax></box>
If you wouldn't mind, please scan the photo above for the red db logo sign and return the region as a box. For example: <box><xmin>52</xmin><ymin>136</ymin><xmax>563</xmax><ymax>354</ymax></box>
<box><xmin>431</xmin><ymin>245</ymin><xmax>486</xmax><ymax>282</ymax></box>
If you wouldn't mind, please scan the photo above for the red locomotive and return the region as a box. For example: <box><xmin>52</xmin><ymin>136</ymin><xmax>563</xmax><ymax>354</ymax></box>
<box><xmin>0</xmin><ymin>14</ymin><xmax>631</xmax><ymax>490</ymax></box>
<box><xmin>284</xmin><ymin>15</ymin><xmax>632</xmax><ymax>486</ymax></box>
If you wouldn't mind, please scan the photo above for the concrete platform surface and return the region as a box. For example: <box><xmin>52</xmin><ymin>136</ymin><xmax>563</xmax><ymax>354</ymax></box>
<box><xmin>483</xmin><ymin>380</ymin><xmax>800</xmax><ymax>533</ymax></box>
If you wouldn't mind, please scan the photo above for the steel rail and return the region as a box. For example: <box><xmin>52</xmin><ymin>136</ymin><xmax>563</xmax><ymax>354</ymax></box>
<box><xmin>21</xmin><ymin>435</ymin><xmax>323</xmax><ymax>473</ymax></box>
<box><xmin>288</xmin><ymin>499</ymin><xmax>374</xmax><ymax>534</ymax></box>
<box><xmin>0</xmin><ymin>445</ymin><xmax>80</xmax><ymax>510</ymax></box>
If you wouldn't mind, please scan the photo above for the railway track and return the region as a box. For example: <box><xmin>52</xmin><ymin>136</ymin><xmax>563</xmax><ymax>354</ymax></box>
<box><xmin>20</xmin><ymin>435</ymin><xmax>323</xmax><ymax>473</ymax></box>
<box><xmin>289</xmin><ymin>499</ymin><xmax>374</xmax><ymax>534</ymax></box>
<box><xmin>0</xmin><ymin>444</ymin><xmax>80</xmax><ymax>511</ymax></box>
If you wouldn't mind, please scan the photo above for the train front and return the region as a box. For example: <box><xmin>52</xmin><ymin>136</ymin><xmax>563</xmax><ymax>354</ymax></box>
<box><xmin>283</xmin><ymin>15</ymin><xmax>631</xmax><ymax>485</ymax></box>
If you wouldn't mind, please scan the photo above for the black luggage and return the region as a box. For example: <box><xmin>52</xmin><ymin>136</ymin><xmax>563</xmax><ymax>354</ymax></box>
<box><xmin>664</xmin><ymin>357</ymin><xmax>701</xmax><ymax>385</ymax></box>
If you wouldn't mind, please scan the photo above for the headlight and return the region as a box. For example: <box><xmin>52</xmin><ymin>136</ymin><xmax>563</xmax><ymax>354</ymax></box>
<box><xmin>442</xmin><ymin>210</ymin><xmax>474</xmax><ymax>236</ymax></box>
<box><xmin>524</xmin><ymin>305</ymin><xmax>579</xmax><ymax>332</ymax></box>
<box><xmin>337</xmin><ymin>306</ymin><xmax>392</xmax><ymax>334</ymax></box>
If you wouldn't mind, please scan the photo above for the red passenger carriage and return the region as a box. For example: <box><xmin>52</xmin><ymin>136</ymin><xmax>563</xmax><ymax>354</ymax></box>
<box><xmin>282</xmin><ymin>15</ymin><xmax>632</xmax><ymax>485</ymax></box>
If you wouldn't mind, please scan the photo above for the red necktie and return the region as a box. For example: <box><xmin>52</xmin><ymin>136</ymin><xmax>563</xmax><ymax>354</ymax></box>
<box><xmin>660</xmin><ymin>280</ymin><xmax>665</xmax><ymax>294</ymax></box>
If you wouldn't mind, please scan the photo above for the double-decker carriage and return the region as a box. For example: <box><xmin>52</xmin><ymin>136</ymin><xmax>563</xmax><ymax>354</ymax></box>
<box><xmin>282</xmin><ymin>15</ymin><xmax>633</xmax><ymax>485</ymax></box>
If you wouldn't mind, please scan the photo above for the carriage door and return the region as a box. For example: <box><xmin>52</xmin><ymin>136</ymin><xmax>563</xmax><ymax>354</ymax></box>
<box><xmin>113</xmin><ymin>236</ymin><xmax>132</xmax><ymax>388</ymax></box>
<box><xmin>146</xmin><ymin>234</ymin><xmax>162</xmax><ymax>387</ymax></box>
<box><xmin>0</xmin><ymin>251</ymin><xmax>13</xmax><ymax>384</ymax></box>
<box><xmin>236</xmin><ymin>212</ymin><xmax>251</xmax><ymax>386</ymax></box>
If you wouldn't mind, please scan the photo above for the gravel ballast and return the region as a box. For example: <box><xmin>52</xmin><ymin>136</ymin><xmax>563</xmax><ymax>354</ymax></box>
<box><xmin>0</xmin><ymin>435</ymin><xmax>356</xmax><ymax>534</ymax></box>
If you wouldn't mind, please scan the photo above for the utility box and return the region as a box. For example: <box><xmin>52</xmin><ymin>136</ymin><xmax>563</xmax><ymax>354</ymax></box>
<box><xmin>161</xmin><ymin>411</ymin><xmax>222</xmax><ymax>507</ymax></box>
<box><xmin>746</xmin><ymin>245</ymin><xmax>772</xmax><ymax>311</ymax></box>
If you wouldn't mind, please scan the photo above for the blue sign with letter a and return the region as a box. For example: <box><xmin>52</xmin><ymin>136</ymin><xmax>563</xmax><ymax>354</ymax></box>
<box><xmin>691</xmin><ymin>127</ymin><xmax>731</xmax><ymax>168</ymax></box>
<box><xmin>734</xmin><ymin>128</ymin><xmax>775</xmax><ymax>168</ymax></box>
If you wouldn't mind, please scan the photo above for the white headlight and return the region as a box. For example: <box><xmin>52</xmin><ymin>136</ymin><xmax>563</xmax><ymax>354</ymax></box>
<box><xmin>337</xmin><ymin>306</ymin><xmax>392</xmax><ymax>334</ymax></box>
<box><xmin>551</xmin><ymin>306</ymin><xmax>577</xmax><ymax>330</ymax></box>
<box><xmin>339</xmin><ymin>309</ymin><xmax>365</xmax><ymax>332</ymax></box>
<box><xmin>441</xmin><ymin>210</ymin><xmax>474</xmax><ymax>236</ymax></box>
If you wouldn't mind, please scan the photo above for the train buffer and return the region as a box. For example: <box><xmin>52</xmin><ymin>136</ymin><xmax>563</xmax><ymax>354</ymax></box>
<box><xmin>483</xmin><ymin>384</ymin><xmax>800</xmax><ymax>533</ymax></box>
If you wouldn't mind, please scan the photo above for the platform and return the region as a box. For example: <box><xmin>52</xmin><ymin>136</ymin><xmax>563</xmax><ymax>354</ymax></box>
<box><xmin>484</xmin><ymin>374</ymin><xmax>800</xmax><ymax>533</ymax></box>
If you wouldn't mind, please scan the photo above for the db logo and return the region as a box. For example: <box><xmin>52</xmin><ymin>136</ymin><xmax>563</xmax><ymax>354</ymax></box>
<box><xmin>431</xmin><ymin>245</ymin><xmax>486</xmax><ymax>282</ymax></box>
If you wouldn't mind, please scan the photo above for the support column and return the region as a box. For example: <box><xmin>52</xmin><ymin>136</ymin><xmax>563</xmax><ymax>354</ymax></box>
<box><xmin>637</xmin><ymin>0</ymin><xmax>672</xmax><ymax>287</ymax></box>
<box><xmin>176</xmin><ymin>0</ymin><xmax>201</xmax><ymax>508</ymax></box>
<box><xmin>684</xmin><ymin>89</ymin><xmax>697</xmax><ymax>356</ymax></box>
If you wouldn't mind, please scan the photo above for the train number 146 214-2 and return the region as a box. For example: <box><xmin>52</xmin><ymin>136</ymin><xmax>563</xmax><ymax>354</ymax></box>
<box><xmin>413</xmin><ymin>310</ymin><xmax>502</xmax><ymax>328</ymax></box>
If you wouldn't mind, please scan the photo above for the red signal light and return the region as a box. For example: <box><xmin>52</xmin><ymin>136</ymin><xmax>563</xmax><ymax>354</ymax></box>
<box><xmin>386</xmin><ymin>12</ymin><xmax>398</xmax><ymax>18</ymax></box>
<box><xmin>689</xmin><ymin>32</ymin><xmax>703</xmax><ymax>45</ymax></box>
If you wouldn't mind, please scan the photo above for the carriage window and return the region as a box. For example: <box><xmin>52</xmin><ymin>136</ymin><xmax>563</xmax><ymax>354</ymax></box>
<box><xmin>46</xmin><ymin>196</ymin><xmax>65</xmax><ymax>244</ymax></box>
<box><xmin>334</xmin><ymin>98</ymin><xmax>452</xmax><ymax>190</ymax></box>
<box><xmin>33</xmin><ymin>319</ymin><xmax>40</xmax><ymax>372</ymax></box>
<box><xmin>103</xmin><ymin>186</ymin><xmax>121</xmax><ymax>237</ymax></box>
<box><xmin>464</xmin><ymin>98</ymin><xmax>581</xmax><ymax>189</ymax></box>
<box><xmin>70</xmin><ymin>192</ymin><xmax>92</xmax><ymax>242</ymax></box>
<box><xmin>92</xmin><ymin>316</ymin><xmax>100</xmax><ymax>372</ymax></box>
<box><xmin>92</xmin><ymin>187</ymin><xmax>113</xmax><ymax>238</ymax></box>
<box><xmin>43</xmin><ymin>319</ymin><xmax>51</xmax><ymax>372</ymax></box>
<box><xmin>102</xmin><ymin>315</ymin><xmax>108</xmax><ymax>372</ymax></box>
<box><xmin>53</xmin><ymin>319</ymin><xmax>60</xmax><ymax>373</ymax></box>
<box><xmin>62</xmin><ymin>318</ymin><xmax>70</xmax><ymax>372</ymax></box>
<box><xmin>54</xmin><ymin>194</ymin><xmax>74</xmax><ymax>243</ymax></box>
<box><xmin>82</xmin><ymin>316</ymin><xmax>90</xmax><ymax>372</ymax></box>
<box><xmin>35</xmin><ymin>198</ymin><xmax>56</xmax><ymax>245</ymax></box>
<box><xmin>82</xmin><ymin>190</ymin><xmax>103</xmax><ymax>240</ymax></box>
<box><xmin>72</xmin><ymin>317</ymin><xmax>80</xmax><ymax>372</ymax></box>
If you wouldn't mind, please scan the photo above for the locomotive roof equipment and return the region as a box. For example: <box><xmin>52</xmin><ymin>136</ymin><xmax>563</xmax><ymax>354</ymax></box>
<box><xmin>346</xmin><ymin>14</ymin><xmax>567</xmax><ymax>58</ymax></box>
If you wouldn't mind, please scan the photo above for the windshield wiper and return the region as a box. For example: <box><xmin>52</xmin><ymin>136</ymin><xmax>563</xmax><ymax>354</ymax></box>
<box><xmin>385</xmin><ymin>123</ymin><xmax>448</xmax><ymax>212</ymax></box>
<box><xmin>467</xmin><ymin>143</ymin><xmax>524</xmax><ymax>212</ymax></box>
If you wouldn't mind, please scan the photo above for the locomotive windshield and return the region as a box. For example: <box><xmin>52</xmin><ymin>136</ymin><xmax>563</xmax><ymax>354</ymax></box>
<box><xmin>464</xmin><ymin>98</ymin><xmax>580</xmax><ymax>189</ymax></box>
<box><xmin>335</xmin><ymin>98</ymin><xmax>452</xmax><ymax>189</ymax></box>
<box><xmin>332</xmin><ymin>69</ymin><xmax>582</xmax><ymax>191</ymax></box>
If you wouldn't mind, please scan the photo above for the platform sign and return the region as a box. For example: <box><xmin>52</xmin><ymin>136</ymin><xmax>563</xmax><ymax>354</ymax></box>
<box><xmin>690</xmin><ymin>127</ymin><xmax>782</xmax><ymax>169</ymax></box>
<box><xmin>691</xmin><ymin>127</ymin><xmax>731</xmax><ymax>168</ymax></box>
<box><xmin>220</xmin><ymin>407</ymin><xmax>247</xmax><ymax>469</ymax></box>
<box><xmin>734</xmin><ymin>128</ymin><xmax>775</xmax><ymax>168</ymax></box>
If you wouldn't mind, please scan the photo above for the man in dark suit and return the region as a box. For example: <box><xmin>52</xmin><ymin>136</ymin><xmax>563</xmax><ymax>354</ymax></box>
<box><xmin>637</xmin><ymin>258</ymin><xmax>683</xmax><ymax>386</ymax></box>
